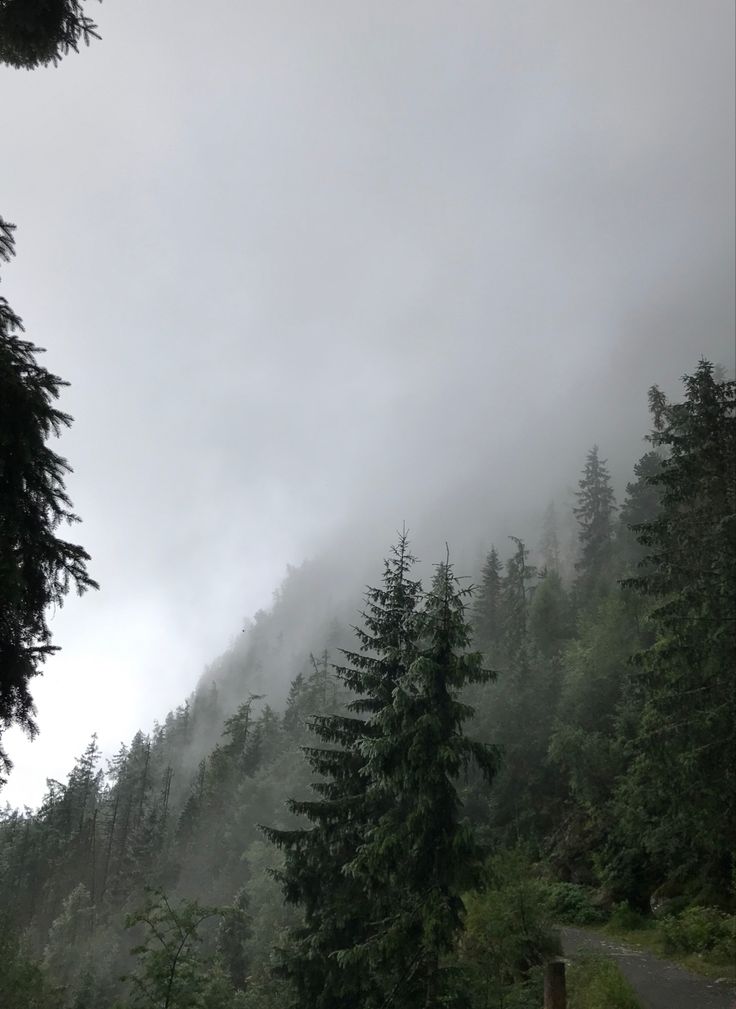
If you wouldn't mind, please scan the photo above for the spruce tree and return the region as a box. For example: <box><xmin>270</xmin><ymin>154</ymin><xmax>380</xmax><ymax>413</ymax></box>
<box><xmin>617</xmin><ymin>450</ymin><xmax>662</xmax><ymax>572</ymax></box>
<box><xmin>620</xmin><ymin>361</ymin><xmax>736</xmax><ymax>890</ymax></box>
<box><xmin>262</xmin><ymin>532</ymin><xmax>422</xmax><ymax>1009</ymax></box>
<box><xmin>0</xmin><ymin>0</ymin><xmax>101</xmax><ymax>69</ymax></box>
<box><xmin>573</xmin><ymin>445</ymin><xmax>616</xmax><ymax>596</ymax></box>
<box><xmin>501</xmin><ymin>536</ymin><xmax>536</xmax><ymax>660</ymax></box>
<box><xmin>472</xmin><ymin>546</ymin><xmax>503</xmax><ymax>660</ymax></box>
<box><xmin>492</xmin><ymin>540</ymin><xmax>556</xmax><ymax>843</ymax></box>
<box><xmin>348</xmin><ymin>557</ymin><xmax>498</xmax><ymax>1008</ymax></box>
<box><xmin>539</xmin><ymin>500</ymin><xmax>561</xmax><ymax>574</ymax></box>
<box><xmin>0</xmin><ymin>217</ymin><xmax>97</xmax><ymax>778</ymax></box>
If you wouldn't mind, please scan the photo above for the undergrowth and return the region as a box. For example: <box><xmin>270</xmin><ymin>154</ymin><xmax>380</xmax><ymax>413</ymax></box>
<box><xmin>566</xmin><ymin>954</ymin><xmax>641</xmax><ymax>1009</ymax></box>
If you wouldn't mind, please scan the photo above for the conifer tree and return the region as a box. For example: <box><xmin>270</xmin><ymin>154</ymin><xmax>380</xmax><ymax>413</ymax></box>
<box><xmin>472</xmin><ymin>546</ymin><xmax>503</xmax><ymax>659</ymax></box>
<box><xmin>0</xmin><ymin>0</ymin><xmax>101</xmax><ymax>69</ymax></box>
<box><xmin>617</xmin><ymin>450</ymin><xmax>662</xmax><ymax>572</ymax></box>
<box><xmin>221</xmin><ymin>694</ymin><xmax>264</xmax><ymax>771</ymax></box>
<box><xmin>528</xmin><ymin>569</ymin><xmax>572</xmax><ymax>660</ymax></box>
<box><xmin>501</xmin><ymin>537</ymin><xmax>536</xmax><ymax>660</ymax></box>
<box><xmin>282</xmin><ymin>673</ymin><xmax>309</xmax><ymax>738</ymax></box>
<box><xmin>0</xmin><ymin>217</ymin><xmax>97</xmax><ymax>778</ymax></box>
<box><xmin>262</xmin><ymin>532</ymin><xmax>423</xmax><ymax>1009</ymax></box>
<box><xmin>620</xmin><ymin>361</ymin><xmax>736</xmax><ymax>889</ymax></box>
<box><xmin>539</xmin><ymin>500</ymin><xmax>561</xmax><ymax>573</ymax></box>
<box><xmin>491</xmin><ymin>540</ymin><xmax>558</xmax><ymax>843</ymax></box>
<box><xmin>573</xmin><ymin>445</ymin><xmax>616</xmax><ymax>596</ymax></box>
<box><xmin>349</xmin><ymin>557</ymin><xmax>498</xmax><ymax>1007</ymax></box>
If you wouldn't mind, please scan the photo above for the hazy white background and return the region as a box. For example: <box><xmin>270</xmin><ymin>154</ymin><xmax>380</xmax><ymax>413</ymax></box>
<box><xmin>1</xmin><ymin>0</ymin><xmax>733</xmax><ymax>807</ymax></box>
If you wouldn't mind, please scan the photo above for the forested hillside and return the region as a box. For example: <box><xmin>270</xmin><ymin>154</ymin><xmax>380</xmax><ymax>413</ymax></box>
<box><xmin>1</xmin><ymin>361</ymin><xmax>734</xmax><ymax>1008</ymax></box>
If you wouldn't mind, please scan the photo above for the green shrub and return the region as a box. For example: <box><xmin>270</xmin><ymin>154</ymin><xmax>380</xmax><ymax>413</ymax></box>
<box><xmin>461</xmin><ymin>850</ymin><xmax>558</xmax><ymax>1007</ymax></box>
<box><xmin>567</xmin><ymin>954</ymin><xmax>641</xmax><ymax>1009</ymax></box>
<box><xmin>608</xmin><ymin>902</ymin><xmax>651</xmax><ymax>932</ymax></box>
<box><xmin>652</xmin><ymin>894</ymin><xmax>690</xmax><ymax>919</ymax></box>
<box><xmin>660</xmin><ymin>906</ymin><xmax>736</xmax><ymax>957</ymax></box>
<box><xmin>544</xmin><ymin>882</ymin><xmax>605</xmax><ymax>925</ymax></box>
<box><xmin>0</xmin><ymin>921</ymin><xmax>61</xmax><ymax>1009</ymax></box>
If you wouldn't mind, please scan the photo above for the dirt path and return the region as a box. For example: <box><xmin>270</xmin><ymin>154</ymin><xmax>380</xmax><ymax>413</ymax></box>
<box><xmin>560</xmin><ymin>926</ymin><xmax>736</xmax><ymax>1009</ymax></box>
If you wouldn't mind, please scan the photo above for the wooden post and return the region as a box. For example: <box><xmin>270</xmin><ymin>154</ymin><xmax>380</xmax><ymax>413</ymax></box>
<box><xmin>544</xmin><ymin>958</ymin><xmax>566</xmax><ymax>1009</ymax></box>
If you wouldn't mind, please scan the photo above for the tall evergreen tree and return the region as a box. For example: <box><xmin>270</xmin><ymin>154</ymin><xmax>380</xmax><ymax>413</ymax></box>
<box><xmin>617</xmin><ymin>450</ymin><xmax>663</xmax><ymax>573</ymax></box>
<box><xmin>528</xmin><ymin>569</ymin><xmax>572</xmax><ymax>661</ymax></box>
<box><xmin>349</xmin><ymin>558</ymin><xmax>498</xmax><ymax>1007</ymax></box>
<box><xmin>573</xmin><ymin>445</ymin><xmax>616</xmax><ymax>596</ymax></box>
<box><xmin>262</xmin><ymin>532</ymin><xmax>423</xmax><ymax>1009</ymax></box>
<box><xmin>619</xmin><ymin>361</ymin><xmax>736</xmax><ymax>891</ymax></box>
<box><xmin>491</xmin><ymin>541</ymin><xmax>564</xmax><ymax>845</ymax></box>
<box><xmin>501</xmin><ymin>537</ymin><xmax>536</xmax><ymax>660</ymax></box>
<box><xmin>472</xmin><ymin>546</ymin><xmax>503</xmax><ymax>660</ymax></box>
<box><xmin>539</xmin><ymin>500</ymin><xmax>561</xmax><ymax>574</ymax></box>
<box><xmin>0</xmin><ymin>217</ymin><xmax>97</xmax><ymax>779</ymax></box>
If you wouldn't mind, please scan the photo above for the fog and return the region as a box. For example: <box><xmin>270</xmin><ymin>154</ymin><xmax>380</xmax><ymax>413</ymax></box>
<box><xmin>1</xmin><ymin>0</ymin><xmax>733</xmax><ymax>807</ymax></box>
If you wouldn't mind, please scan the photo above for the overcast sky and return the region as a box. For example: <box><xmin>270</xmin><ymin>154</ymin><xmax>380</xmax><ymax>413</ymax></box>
<box><xmin>1</xmin><ymin>0</ymin><xmax>734</xmax><ymax>808</ymax></box>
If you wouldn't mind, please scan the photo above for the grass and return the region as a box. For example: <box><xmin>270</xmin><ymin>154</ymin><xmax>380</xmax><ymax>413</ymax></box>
<box><xmin>592</xmin><ymin>921</ymin><xmax>736</xmax><ymax>983</ymax></box>
<box><xmin>566</xmin><ymin>954</ymin><xmax>641</xmax><ymax>1009</ymax></box>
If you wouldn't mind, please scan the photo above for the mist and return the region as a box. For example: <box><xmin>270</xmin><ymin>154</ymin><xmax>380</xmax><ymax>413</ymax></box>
<box><xmin>1</xmin><ymin>0</ymin><xmax>733</xmax><ymax>808</ymax></box>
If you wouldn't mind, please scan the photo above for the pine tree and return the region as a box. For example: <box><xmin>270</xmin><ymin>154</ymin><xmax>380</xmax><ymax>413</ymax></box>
<box><xmin>573</xmin><ymin>445</ymin><xmax>616</xmax><ymax>596</ymax></box>
<box><xmin>216</xmin><ymin>886</ymin><xmax>252</xmax><ymax>991</ymax></box>
<box><xmin>221</xmin><ymin>694</ymin><xmax>264</xmax><ymax>772</ymax></box>
<box><xmin>262</xmin><ymin>532</ymin><xmax>422</xmax><ymax>1009</ymax></box>
<box><xmin>493</xmin><ymin>540</ymin><xmax>560</xmax><ymax>844</ymax></box>
<box><xmin>0</xmin><ymin>0</ymin><xmax>101</xmax><ymax>69</ymax></box>
<box><xmin>0</xmin><ymin>217</ymin><xmax>97</xmax><ymax>779</ymax></box>
<box><xmin>617</xmin><ymin>450</ymin><xmax>662</xmax><ymax>573</ymax></box>
<box><xmin>282</xmin><ymin>673</ymin><xmax>310</xmax><ymax>739</ymax></box>
<box><xmin>472</xmin><ymin>546</ymin><xmax>503</xmax><ymax>659</ymax></box>
<box><xmin>43</xmin><ymin>883</ymin><xmax>93</xmax><ymax>990</ymax></box>
<box><xmin>0</xmin><ymin>919</ymin><xmax>61</xmax><ymax>1009</ymax></box>
<box><xmin>539</xmin><ymin>500</ymin><xmax>561</xmax><ymax>574</ymax></box>
<box><xmin>501</xmin><ymin>537</ymin><xmax>536</xmax><ymax>660</ymax></box>
<box><xmin>620</xmin><ymin>361</ymin><xmax>736</xmax><ymax>891</ymax></box>
<box><xmin>350</xmin><ymin>558</ymin><xmax>498</xmax><ymax>1007</ymax></box>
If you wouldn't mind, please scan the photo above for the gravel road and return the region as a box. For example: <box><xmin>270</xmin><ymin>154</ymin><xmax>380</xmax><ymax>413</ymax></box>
<box><xmin>560</xmin><ymin>925</ymin><xmax>736</xmax><ymax>1009</ymax></box>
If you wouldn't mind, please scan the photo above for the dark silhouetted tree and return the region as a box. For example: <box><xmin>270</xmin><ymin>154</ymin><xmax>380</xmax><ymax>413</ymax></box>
<box><xmin>573</xmin><ymin>445</ymin><xmax>616</xmax><ymax>596</ymax></box>
<box><xmin>0</xmin><ymin>0</ymin><xmax>101</xmax><ymax>70</ymax></box>
<box><xmin>0</xmin><ymin>217</ymin><xmax>97</xmax><ymax>779</ymax></box>
<box><xmin>472</xmin><ymin>546</ymin><xmax>503</xmax><ymax>660</ymax></box>
<box><xmin>501</xmin><ymin>536</ymin><xmax>536</xmax><ymax>660</ymax></box>
<box><xmin>619</xmin><ymin>361</ymin><xmax>736</xmax><ymax>891</ymax></box>
<box><xmin>617</xmin><ymin>450</ymin><xmax>662</xmax><ymax>572</ymax></box>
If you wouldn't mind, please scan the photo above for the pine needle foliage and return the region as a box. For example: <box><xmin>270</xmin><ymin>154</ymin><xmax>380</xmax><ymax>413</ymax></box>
<box><xmin>0</xmin><ymin>0</ymin><xmax>101</xmax><ymax>70</ymax></box>
<box><xmin>346</xmin><ymin>559</ymin><xmax>498</xmax><ymax>1007</ymax></box>
<box><xmin>0</xmin><ymin>217</ymin><xmax>97</xmax><ymax>778</ymax></box>
<box><xmin>472</xmin><ymin>546</ymin><xmax>503</xmax><ymax>659</ymax></box>
<box><xmin>261</xmin><ymin>532</ymin><xmax>423</xmax><ymax>1009</ymax></box>
<box><xmin>619</xmin><ymin>360</ymin><xmax>736</xmax><ymax>886</ymax></box>
<box><xmin>574</xmin><ymin>445</ymin><xmax>616</xmax><ymax>597</ymax></box>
